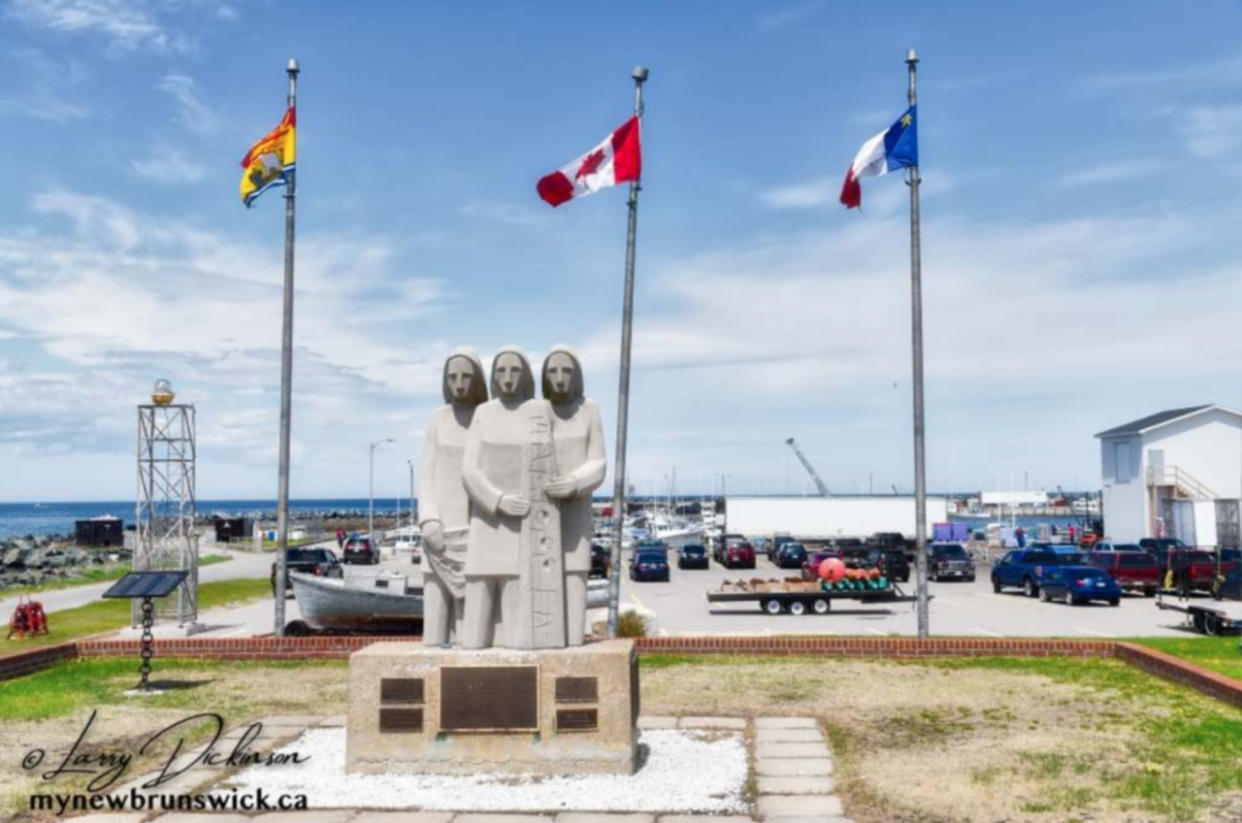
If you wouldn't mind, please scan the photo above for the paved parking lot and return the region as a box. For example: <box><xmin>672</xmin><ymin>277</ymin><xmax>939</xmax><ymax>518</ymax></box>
<box><xmin>619</xmin><ymin>553</ymin><xmax>1197</xmax><ymax>638</ymax></box>
<box><xmin>190</xmin><ymin>546</ymin><xmax>1201</xmax><ymax>639</ymax></box>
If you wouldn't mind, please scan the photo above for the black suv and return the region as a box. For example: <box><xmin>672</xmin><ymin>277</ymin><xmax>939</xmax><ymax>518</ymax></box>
<box><xmin>774</xmin><ymin>542</ymin><xmax>808</xmax><ymax>569</ymax></box>
<box><xmin>270</xmin><ymin>547</ymin><xmax>342</xmax><ymax>596</ymax></box>
<box><xmin>928</xmin><ymin>543</ymin><xmax>975</xmax><ymax>582</ymax></box>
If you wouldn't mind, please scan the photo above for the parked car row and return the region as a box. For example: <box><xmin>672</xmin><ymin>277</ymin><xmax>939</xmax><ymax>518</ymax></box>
<box><xmin>628</xmin><ymin>541</ymin><xmax>715</xmax><ymax>581</ymax></box>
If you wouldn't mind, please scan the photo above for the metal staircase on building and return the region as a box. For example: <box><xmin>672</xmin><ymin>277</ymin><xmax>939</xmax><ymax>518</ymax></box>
<box><xmin>1146</xmin><ymin>465</ymin><xmax>1219</xmax><ymax>501</ymax></box>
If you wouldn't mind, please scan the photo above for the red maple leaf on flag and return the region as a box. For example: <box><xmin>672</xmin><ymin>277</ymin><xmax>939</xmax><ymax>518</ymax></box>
<box><xmin>575</xmin><ymin>149</ymin><xmax>605</xmax><ymax>180</ymax></box>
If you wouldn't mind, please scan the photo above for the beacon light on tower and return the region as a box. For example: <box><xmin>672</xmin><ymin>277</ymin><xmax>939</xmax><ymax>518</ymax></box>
<box><xmin>151</xmin><ymin>379</ymin><xmax>175</xmax><ymax>406</ymax></box>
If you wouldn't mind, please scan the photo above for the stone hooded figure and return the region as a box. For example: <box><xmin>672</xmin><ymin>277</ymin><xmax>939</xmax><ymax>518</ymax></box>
<box><xmin>461</xmin><ymin>346</ymin><xmax>565</xmax><ymax>649</ymax></box>
<box><xmin>418</xmin><ymin>347</ymin><xmax>487</xmax><ymax>646</ymax></box>
<box><xmin>541</xmin><ymin>345</ymin><xmax>607</xmax><ymax>646</ymax></box>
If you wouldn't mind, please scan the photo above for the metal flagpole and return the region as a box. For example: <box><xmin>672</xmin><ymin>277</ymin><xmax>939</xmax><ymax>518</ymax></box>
<box><xmin>274</xmin><ymin>58</ymin><xmax>299</xmax><ymax>637</ymax></box>
<box><xmin>906</xmin><ymin>48</ymin><xmax>930</xmax><ymax>638</ymax></box>
<box><xmin>607</xmin><ymin>65</ymin><xmax>649</xmax><ymax>638</ymax></box>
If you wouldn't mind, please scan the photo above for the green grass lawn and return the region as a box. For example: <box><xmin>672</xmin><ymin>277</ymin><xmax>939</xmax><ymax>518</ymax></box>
<box><xmin>2</xmin><ymin>577</ymin><xmax>272</xmax><ymax>649</ymax></box>
<box><xmin>1135</xmin><ymin>634</ymin><xmax>1242</xmax><ymax>681</ymax></box>
<box><xmin>645</xmin><ymin>653</ymin><xmax>1242</xmax><ymax>822</ymax></box>
<box><xmin>0</xmin><ymin>656</ymin><xmax>346</xmax><ymax>722</ymax></box>
<box><xmin>0</xmin><ymin>554</ymin><xmax>231</xmax><ymax>596</ymax></box>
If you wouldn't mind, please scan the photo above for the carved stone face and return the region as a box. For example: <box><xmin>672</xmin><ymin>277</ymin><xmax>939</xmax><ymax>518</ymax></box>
<box><xmin>445</xmin><ymin>355</ymin><xmax>478</xmax><ymax>402</ymax></box>
<box><xmin>494</xmin><ymin>352</ymin><xmax>525</xmax><ymax>399</ymax></box>
<box><xmin>545</xmin><ymin>352</ymin><xmax>576</xmax><ymax>403</ymax></box>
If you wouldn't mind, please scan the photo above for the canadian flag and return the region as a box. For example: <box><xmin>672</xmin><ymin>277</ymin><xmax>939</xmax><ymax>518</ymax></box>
<box><xmin>537</xmin><ymin>116</ymin><xmax>641</xmax><ymax>207</ymax></box>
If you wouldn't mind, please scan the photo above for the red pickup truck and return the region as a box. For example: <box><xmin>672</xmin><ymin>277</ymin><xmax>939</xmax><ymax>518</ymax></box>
<box><xmin>1160</xmin><ymin>549</ymin><xmax>1238</xmax><ymax>593</ymax></box>
<box><xmin>1088</xmin><ymin>551</ymin><xmax>1161</xmax><ymax>596</ymax></box>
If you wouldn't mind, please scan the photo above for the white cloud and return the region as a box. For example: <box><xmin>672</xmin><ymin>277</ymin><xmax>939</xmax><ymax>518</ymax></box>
<box><xmin>562</xmin><ymin>206</ymin><xmax>1242</xmax><ymax>493</ymax></box>
<box><xmin>1083</xmin><ymin>53</ymin><xmax>1242</xmax><ymax>93</ymax></box>
<box><xmin>459</xmin><ymin>198</ymin><xmax>547</xmax><ymax>226</ymax></box>
<box><xmin>1170</xmin><ymin>103</ymin><xmax>1242</xmax><ymax>160</ymax></box>
<box><xmin>756</xmin><ymin>2</ymin><xmax>819</xmax><ymax>32</ymax></box>
<box><xmin>0</xmin><ymin>47</ymin><xmax>89</xmax><ymax>122</ymax></box>
<box><xmin>757</xmin><ymin>176</ymin><xmax>837</xmax><ymax>209</ymax></box>
<box><xmin>0</xmin><ymin>96</ymin><xmax>87</xmax><ymax>122</ymax></box>
<box><xmin>156</xmin><ymin>73</ymin><xmax>219</xmax><ymax>135</ymax></box>
<box><xmin>1056</xmin><ymin>158</ymin><xmax>1165</xmax><ymax>187</ymax></box>
<box><xmin>130</xmin><ymin>146</ymin><xmax>207</xmax><ymax>183</ymax></box>
<box><xmin>0</xmin><ymin>188</ymin><xmax>454</xmax><ymax>494</ymax></box>
<box><xmin>6</xmin><ymin>0</ymin><xmax>187</xmax><ymax>54</ymax></box>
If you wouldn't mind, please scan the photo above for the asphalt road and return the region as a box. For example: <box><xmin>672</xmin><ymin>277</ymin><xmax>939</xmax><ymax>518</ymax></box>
<box><xmin>620</xmin><ymin>553</ymin><xmax>1197</xmax><ymax>638</ymax></box>
<box><xmin>0</xmin><ymin>544</ymin><xmax>279</xmax><ymax>619</ymax></box>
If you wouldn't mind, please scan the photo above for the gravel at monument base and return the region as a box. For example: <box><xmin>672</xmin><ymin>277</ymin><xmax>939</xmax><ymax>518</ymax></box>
<box><xmin>222</xmin><ymin>728</ymin><xmax>748</xmax><ymax>812</ymax></box>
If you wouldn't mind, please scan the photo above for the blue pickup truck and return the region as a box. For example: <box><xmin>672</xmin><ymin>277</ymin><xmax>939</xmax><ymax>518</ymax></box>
<box><xmin>991</xmin><ymin>548</ymin><xmax>1085</xmax><ymax>597</ymax></box>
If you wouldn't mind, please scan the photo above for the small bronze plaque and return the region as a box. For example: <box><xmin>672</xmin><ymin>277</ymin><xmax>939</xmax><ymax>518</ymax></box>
<box><xmin>379</xmin><ymin>707</ymin><xmax>423</xmax><ymax>733</ymax></box>
<box><xmin>555</xmin><ymin>676</ymin><xmax>598</xmax><ymax>704</ymax></box>
<box><xmin>441</xmin><ymin>666</ymin><xmax>538</xmax><ymax>732</ymax></box>
<box><xmin>380</xmin><ymin>677</ymin><xmax>424</xmax><ymax>704</ymax></box>
<box><xmin>556</xmin><ymin>708</ymin><xmax>598</xmax><ymax>731</ymax></box>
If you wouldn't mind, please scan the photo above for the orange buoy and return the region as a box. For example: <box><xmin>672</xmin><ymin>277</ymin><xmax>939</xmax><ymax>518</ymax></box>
<box><xmin>817</xmin><ymin>557</ymin><xmax>846</xmax><ymax>582</ymax></box>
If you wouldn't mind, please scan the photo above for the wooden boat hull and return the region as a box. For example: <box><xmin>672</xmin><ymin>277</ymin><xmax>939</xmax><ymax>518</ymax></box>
<box><xmin>290</xmin><ymin>571</ymin><xmax>423</xmax><ymax>633</ymax></box>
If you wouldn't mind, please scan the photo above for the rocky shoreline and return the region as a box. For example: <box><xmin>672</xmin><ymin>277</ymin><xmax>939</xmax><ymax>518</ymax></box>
<box><xmin>0</xmin><ymin>534</ymin><xmax>131</xmax><ymax>589</ymax></box>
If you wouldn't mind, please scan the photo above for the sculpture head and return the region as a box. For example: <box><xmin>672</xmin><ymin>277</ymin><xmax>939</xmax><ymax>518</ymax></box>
<box><xmin>489</xmin><ymin>345</ymin><xmax>535</xmax><ymax>402</ymax></box>
<box><xmin>441</xmin><ymin>347</ymin><xmax>487</xmax><ymax>407</ymax></box>
<box><xmin>541</xmin><ymin>345</ymin><xmax>584</xmax><ymax>404</ymax></box>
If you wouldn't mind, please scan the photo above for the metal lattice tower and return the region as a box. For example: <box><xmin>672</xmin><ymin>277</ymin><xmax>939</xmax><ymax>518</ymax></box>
<box><xmin>135</xmin><ymin>403</ymin><xmax>198</xmax><ymax>626</ymax></box>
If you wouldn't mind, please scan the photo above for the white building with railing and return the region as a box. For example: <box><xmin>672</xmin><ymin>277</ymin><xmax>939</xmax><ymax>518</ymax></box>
<box><xmin>1096</xmin><ymin>405</ymin><xmax>1242</xmax><ymax>546</ymax></box>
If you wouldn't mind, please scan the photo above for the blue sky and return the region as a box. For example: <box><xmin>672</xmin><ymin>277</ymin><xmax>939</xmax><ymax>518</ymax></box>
<box><xmin>3</xmin><ymin>0</ymin><xmax>1242</xmax><ymax>501</ymax></box>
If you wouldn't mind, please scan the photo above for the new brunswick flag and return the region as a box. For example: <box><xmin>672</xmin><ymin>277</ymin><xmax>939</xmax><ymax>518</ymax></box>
<box><xmin>240</xmin><ymin>107</ymin><xmax>296</xmax><ymax>207</ymax></box>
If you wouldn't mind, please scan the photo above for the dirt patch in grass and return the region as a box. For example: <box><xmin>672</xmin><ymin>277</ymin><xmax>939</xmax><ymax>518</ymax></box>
<box><xmin>641</xmin><ymin>655</ymin><xmax>1242</xmax><ymax>823</ymax></box>
<box><xmin>0</xmin><ymin>658</ymin><xmax>346</xmax><ymax>818</ymax></box>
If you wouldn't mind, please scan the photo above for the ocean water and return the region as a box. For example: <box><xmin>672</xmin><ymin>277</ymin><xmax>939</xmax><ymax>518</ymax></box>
<box><xmin>0</xmin><ymin>498</ymin><xmax>414</xmax><ymax>540</ymax></box>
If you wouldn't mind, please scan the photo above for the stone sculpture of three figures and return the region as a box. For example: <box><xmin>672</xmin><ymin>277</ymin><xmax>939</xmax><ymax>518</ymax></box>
<box><xmin>417</xmin><ymin>345</ymin><xmax>606</xmax><ymax>650</ymax></box>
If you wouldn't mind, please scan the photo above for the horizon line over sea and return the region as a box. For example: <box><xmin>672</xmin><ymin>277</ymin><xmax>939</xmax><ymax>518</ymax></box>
<box><xmin>0</xmin><ymin>496</ymin><xmax>1087</xmax><ymax>541</ymax></box>
<box><xmin>0</xmin><ymin>498</ymin><xmax>417</xmax><ymax>541</ymax></box>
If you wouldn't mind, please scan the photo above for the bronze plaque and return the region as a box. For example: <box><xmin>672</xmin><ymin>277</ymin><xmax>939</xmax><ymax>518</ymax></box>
<box><xmin>556</xmin><ymin>708</ymin><xmax>598</xmax><ymax>732</ymax></box>
<box><xmin>555</xmin><ymin>676</ymin><xmax>598</xmax><ymax>704</ymax></box>
<box><xmin>379</xmin><ymin>707</ymin><xmax>423</xmax><ymax>733</ymax></box>
<box><xmin>441</xmin><ymin>666</ymin><xmax>538</xmax><ymax>732</ymax></box>
<box><xmin>381</xmin><ymin>677</ymin><xmax>424</xmax><ymax>704</ymax></box>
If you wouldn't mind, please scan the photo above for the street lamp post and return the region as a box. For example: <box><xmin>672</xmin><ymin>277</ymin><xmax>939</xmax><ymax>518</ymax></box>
<box><xmin>369</xmin><ymin>438</ymin><xmax>394</xmax><ymax>542</ymax></box>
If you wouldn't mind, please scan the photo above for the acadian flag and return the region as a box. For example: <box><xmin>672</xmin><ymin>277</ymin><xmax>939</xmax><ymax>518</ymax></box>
<box><xmin>240</xmin><ymin>107</ymin><xmax>296</xmax><ymax>208</ymax></box>
<box><xmin>839</xmin><ymin>105</ymin><xmax>917</xmax><ymax>209</ymax></box>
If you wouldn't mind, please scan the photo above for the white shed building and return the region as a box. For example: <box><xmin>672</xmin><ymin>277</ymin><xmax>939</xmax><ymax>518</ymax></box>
<box><xmin>724</xmin><ymin>495</ymin><xmax>947</xmax><ymax>540</ymax></box>
<box><xmin>1096</xmin><ymin>405</ymin><xmax>1242</xmax><ymax>547</ymax></box>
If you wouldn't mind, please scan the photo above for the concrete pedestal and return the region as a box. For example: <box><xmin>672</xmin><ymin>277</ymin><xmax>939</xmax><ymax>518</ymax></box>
<box><xmin>346</xmin><ymin>639</ymin><xmax>638</xmax><ymax>776</ymax></box>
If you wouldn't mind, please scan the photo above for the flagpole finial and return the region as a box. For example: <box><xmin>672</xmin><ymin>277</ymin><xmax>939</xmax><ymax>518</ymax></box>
<box><xmin>632</xmin><ymin>65</ymin><xmax>649</xmax><ymax>84</ymax></box>
<box><xmin>906</xmin><ymin>48</ymin><xmax>918</xmax><ymax>66</ymax></box>
<box><xmin>287</xmin><ymin>58</ymin><xmax>300</xmax><ymax>75</ymax></box>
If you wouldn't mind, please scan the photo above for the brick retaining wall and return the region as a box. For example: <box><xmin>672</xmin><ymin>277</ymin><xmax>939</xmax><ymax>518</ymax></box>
<box><xmin>634</xmin><ymin>635</ymin><xmax>1116</xmax><ymax>657</ymax></box>
<box><xmin>1115</xmin><ymin>641</ymin><xmax>1242</xmax><ymax>711</ymax></box>
<box><xmin>0</xmin><ymin>643</ymin><xmax>77</xmax><ymax>680</ymax></box>
<box><xmin>3</xmin><ymin>636</ymin><xmax>1242</xmax><ymax>715</ymax></box>
<box><xmin>76</xmin><ymin>635</ymin><xmax>421</xmax><ymax>660</ymax></box>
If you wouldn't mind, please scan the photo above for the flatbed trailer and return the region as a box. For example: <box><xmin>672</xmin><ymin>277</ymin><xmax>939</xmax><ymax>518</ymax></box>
<box><xmin>1156</xmin><ymin>593</ymin><xmax>1242</xmax><ymax>636</ymax></box>
<box><xmin>707</xmin><ymin>578</ymin><xmax>916</xmax><ymax>615</ymax></box>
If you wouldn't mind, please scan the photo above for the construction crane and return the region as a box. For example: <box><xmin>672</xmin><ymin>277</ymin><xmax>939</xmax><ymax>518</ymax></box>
<box><xmin>785</xmin><ymin>437</ymin><xmax>829</xmax><ymax>497</ymax></box>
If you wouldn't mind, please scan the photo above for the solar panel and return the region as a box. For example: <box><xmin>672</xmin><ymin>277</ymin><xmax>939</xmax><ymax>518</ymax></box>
<box><xmin>102</xmin><ymin>570</ymin><xmax>189</xmax><ymax>599</ymax></box>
